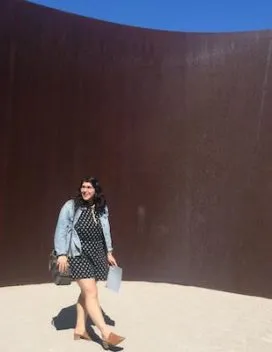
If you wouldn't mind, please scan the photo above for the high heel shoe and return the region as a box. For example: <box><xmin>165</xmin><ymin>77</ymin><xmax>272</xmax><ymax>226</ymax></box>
<box><xmin>102</xmin><ymin>332</ymin><xmax>125</xmax><ymax>350</ymax></box>
<box><xmin>73</xmin><ymin>331</ymin><xmax>92</xmax><ymax>341</ymax></box>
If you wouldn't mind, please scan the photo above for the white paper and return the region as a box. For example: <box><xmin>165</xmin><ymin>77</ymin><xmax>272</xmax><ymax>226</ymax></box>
<box><xmin>106</xmin><ymin>266</ymin><xmax>123</xmax><ymax>293</ymax></box>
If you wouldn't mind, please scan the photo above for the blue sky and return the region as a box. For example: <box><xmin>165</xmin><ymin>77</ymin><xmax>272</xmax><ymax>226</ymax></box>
<box><xmin>28</xmin><ymin>0</ymin><xmax>272</xmax><ymax>33</ymax></box>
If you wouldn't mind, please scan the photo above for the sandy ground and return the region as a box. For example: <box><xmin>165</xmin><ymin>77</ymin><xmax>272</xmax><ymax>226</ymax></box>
<box><xmin>1</xmin><ymin>281</ymin><xmax>272</xmax><ymax>352</ymax></box>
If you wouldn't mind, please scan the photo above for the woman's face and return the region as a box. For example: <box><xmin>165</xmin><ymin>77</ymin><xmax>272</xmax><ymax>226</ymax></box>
<box><xmin>80</xmin><ymin>182</ymin><xmax>95</xmax><ymax>201</ymax></box>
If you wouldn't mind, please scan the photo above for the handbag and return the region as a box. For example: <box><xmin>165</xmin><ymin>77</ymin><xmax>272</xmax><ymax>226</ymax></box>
<box><xmin>49</xmin><ymin>201</ymin><xmax>75</xmax><ymax>285</ymax></box>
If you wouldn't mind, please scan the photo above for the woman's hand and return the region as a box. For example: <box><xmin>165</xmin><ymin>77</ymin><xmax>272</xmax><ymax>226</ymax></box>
<box><xmin>107</xmin><ymin>252</ymin><xmax>117</xmax><ymax>266</ymax></box>
<box><xmin>57</xmin><ymin>255</ymin><xmax>69</xmax><ymax>273</ymax></box>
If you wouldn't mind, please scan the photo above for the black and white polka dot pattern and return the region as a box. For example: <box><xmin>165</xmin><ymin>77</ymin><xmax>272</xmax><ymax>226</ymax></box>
<box><xmin>69</xmin><ymin>207</ymin><xmax>109</xmax><ymax>281</ymax></box>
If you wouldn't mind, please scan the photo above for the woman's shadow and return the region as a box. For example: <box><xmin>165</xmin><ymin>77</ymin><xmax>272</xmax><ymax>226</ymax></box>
<box><xmin>51</xmin><ymin>304</ymin><xmax>123</xmax><ymax>351</ymax></box>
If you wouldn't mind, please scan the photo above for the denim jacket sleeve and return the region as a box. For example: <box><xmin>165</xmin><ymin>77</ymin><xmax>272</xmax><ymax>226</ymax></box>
<box><xmin>54</xmin><ymin>200</ymin><xmax>73</xmax><ymax>255</ymax></box>
<box><xmin>100</xmin><ymin>205</ymin><xmax>113</xmax><ymax>252</ymax></box>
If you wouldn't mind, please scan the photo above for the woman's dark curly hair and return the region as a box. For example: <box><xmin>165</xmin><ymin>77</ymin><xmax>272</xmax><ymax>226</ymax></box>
<box><xmin>74</xmin><ymin>176</ymin><xmax>107</xmax><ymax>214</ymax></box>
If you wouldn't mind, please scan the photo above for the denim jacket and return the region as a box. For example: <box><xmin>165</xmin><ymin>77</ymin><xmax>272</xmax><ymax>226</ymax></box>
<box><xmin>54</xmin><ymin>199</ymin><xmax>113</xmax><ymax>257</ymax></box>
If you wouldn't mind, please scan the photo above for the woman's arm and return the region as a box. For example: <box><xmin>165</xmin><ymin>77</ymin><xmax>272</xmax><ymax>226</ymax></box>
<box><xmin>54</xmin><ymin>200</ymin><xmax>71</xmax><ymax>256</ymax></box>
<box><xmin>101</xmin><ymin>205</ymin><xmax>113</xmax><ymax>253</ymax></box>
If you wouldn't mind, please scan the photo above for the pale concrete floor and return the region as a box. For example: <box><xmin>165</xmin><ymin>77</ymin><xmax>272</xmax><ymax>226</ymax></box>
<box><xmin>1</xmin><ymin>281</ymin><xmax>272</xmax><ymax>352</ymax></box>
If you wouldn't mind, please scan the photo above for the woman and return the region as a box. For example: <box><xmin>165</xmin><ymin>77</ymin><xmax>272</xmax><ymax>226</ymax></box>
<box><xmin>54</xmin><ymin>176</ymin><xmax>125</xmax><ymax>349</ymax></box>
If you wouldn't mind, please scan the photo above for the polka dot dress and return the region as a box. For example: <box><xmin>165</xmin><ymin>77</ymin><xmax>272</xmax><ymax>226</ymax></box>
<box><xmin>69</xmin><ymin>206</ymin><xmax>109</xmax><ymax>281</ymax></box>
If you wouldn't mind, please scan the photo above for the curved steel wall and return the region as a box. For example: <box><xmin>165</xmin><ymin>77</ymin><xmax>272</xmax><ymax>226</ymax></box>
<box><xmin>1</xmin><ymin>1</ymin><xmax>272</xmax><ymax>298</ymax></box>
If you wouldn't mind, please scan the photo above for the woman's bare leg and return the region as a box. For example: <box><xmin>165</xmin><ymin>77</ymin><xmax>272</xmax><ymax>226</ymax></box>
<box><xmin>74</xmin><ymin>293</ymin><xmax>87</xmax><ymax>335</ymax></box>
<box><xmin>77</xmin><ymin>278</ymin><xmax>111</xmax><ymax>339</ymax></box>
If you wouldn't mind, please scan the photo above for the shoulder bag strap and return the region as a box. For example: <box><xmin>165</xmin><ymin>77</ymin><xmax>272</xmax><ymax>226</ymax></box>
<box><xmin>67</xmin><ymin>200</ymin><xmax>76</xmax><ymax>256</ymax></box>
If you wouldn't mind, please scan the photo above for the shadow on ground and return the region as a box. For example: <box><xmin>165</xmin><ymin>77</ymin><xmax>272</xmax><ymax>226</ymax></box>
<box><xmin>52</xmin><ymin>304</ymin><xmax>123</xmax><ymax>351</ymax></box>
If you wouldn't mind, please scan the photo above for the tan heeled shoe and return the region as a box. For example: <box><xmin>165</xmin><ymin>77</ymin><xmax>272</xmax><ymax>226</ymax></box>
<box><xmin>73</xmin><ymin>331</ymin><xmax>92</xmax><ymax>341</ymax></box>
<box><xmin>102</xmin><ymin>332</ymin><xmax>125</xmax><ymax>349</ymax></box>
